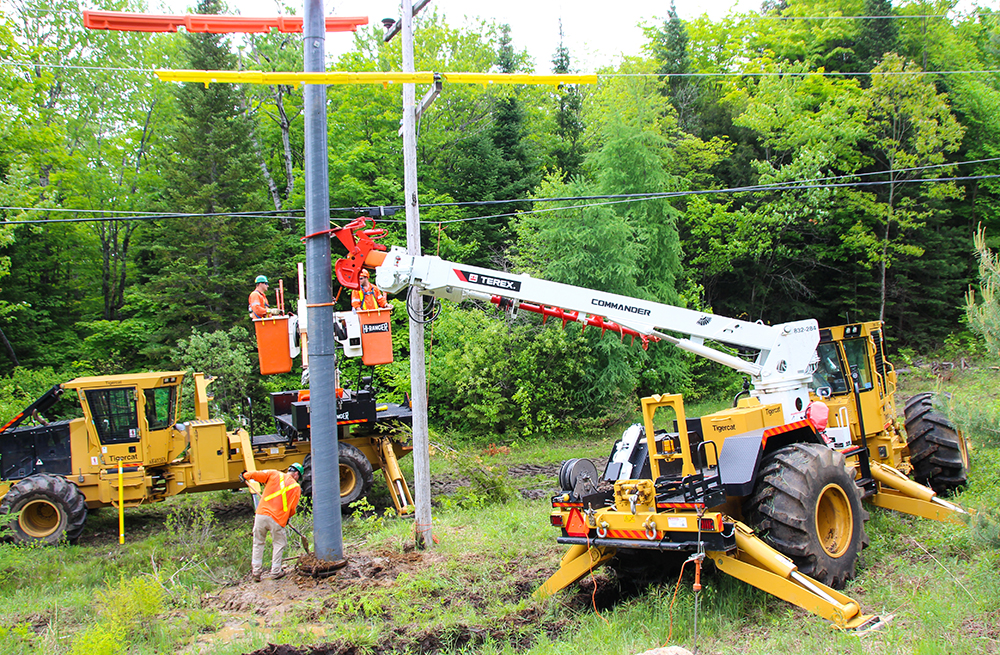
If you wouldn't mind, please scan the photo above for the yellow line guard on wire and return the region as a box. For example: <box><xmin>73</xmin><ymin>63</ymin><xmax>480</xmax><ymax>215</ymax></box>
<box><xmin>154</xmin><ymin>69</ymin><xmax>598</xmax><ymax>87</ymax></box>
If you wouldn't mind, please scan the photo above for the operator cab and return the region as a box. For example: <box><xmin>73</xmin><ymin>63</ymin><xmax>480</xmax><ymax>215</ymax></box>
<box><xmin>811</xmin><ymin>323</ymin><xmax>891</xmax><ymax>400</ymax></box>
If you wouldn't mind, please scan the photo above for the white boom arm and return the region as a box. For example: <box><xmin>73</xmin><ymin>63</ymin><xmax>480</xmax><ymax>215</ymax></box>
<box><xmin>375</xmin><ymin>247</ymin><xmax>820</xmax><ymax>422</ymax></box>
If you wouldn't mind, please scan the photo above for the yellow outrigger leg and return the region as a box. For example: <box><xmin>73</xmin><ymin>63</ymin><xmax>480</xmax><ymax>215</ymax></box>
<box><xmin>378</xmin><ymin>436</ymin><xmax>414</xmax><ymax>515</ymax></box>
<box><xmin>535</xmin><ymin>521</ymin><xmax>886</xmax><ymax>631</ymax></box>
<box><xmin>534</xmin><ymin>544</ymin><xmax>616</xmax><ymax>599</ymax></box>
<box><xmin>709</xmin><ymin>522</ymin><xmax>883</xmax><ymax>631</ymax></box>
<box><xmin>868</xmin><ymin>462</ymin><xmax>969</xmax><ymax>524</ymax></box>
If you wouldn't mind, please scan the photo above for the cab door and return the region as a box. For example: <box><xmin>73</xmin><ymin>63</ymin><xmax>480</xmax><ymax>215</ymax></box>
<box><xmin>841</xmin><ymin>338</ymin><xmax>884</xmax><ymax>439</ymax></box>
<box><xmin>140</xmin><ymin>386</ymin><xmax>177</xmax><ymax>467</ymax></box>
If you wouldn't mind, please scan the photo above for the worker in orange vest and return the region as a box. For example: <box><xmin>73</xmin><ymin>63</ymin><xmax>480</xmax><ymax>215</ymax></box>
<box><xmin>351</xmin><ymin>269</ymin><xmax>388</xmax><ymax>311</ymax></box>
<box><xmin>249</xmin><ymin>275</ymin><xmax>279</xmax><ymax>319</ymax></box>
<box><xmin>243</xmin><ymin>463</ymin><xmax>303</xmax><ymax>581</ymax></box>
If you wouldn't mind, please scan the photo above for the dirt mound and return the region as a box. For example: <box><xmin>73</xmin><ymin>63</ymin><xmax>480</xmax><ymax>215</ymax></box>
<box><xmin>197</xmin><ymin>546</ymin><xmax>575</xmax><ymax>655</ymax></box>
<box><xmin>246</xmin><ymin>643</ymin><xmax>358</xmax><ymax>655</ymax></box>
<box><xmin>243</xmin><ymin>606</ymin><xmax>567</xmax><ymax>655</ymax></box>
<box><xmin>203</xmin><ymin>549</ymin><xmax>450</xmax><ymax>621</ymax></box>
<box><xmin>507</xmin><ymin>463</ymin><xmax>560</xmax><ymax>478</ymax></box>
<box><xmin>428</xmin><ymin>462</ymin><xmax>561</xmax><ymax>498</ymax></box>
<box><xmin>296</xmin><ymin>553</ymin><xmax>347</xmax><ymax>577</ymax></box>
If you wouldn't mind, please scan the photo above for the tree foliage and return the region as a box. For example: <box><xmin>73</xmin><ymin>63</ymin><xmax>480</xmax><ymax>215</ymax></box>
<box><xmin>0</xmin><ymin>1</ymin><xmax>997</xmax><ymax>439</ymax></box>
<box><xmin>967</xmin><ymin>225</ymin><xmax>1000</xmax><ymax>360</ymax></box>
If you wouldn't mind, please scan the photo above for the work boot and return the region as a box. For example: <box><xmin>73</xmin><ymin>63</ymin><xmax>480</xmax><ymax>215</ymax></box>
<box><xmin>272</xmin><ymin>568</ymin><xmax>287</xmax><ymax>580</ymax></box>
<box><xmin>252</xmin><ymin>571</ymin><xmax>261</xmax><ymax>583</ymax></box>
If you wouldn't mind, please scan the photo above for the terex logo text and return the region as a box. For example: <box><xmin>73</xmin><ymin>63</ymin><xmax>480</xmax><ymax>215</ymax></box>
<box><xmin>454</xmin><ymin>269</ymin><xmax>522</xmax><ymax>292</ymax></box>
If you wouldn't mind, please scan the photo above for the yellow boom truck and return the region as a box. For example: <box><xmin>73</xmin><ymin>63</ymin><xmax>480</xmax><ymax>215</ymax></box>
<box><xmin>0</xmin><ymin>370</ymin><xmax>413</xmax><ymax>544</ymax></box>
<box><xmin>332</xmin><ymin>217</ymin><xmax>971</xmax><ymax>631</ymax></box>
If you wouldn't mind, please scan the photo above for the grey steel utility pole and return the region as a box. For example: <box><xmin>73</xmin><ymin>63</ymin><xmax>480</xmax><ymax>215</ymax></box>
<box><xmin>399</xmin><ymin>0</ymin><xmax>433</xmax><ymax>548</ymax></box>
<box><xmin>303</xmin><ymin>0</ymin><xmax>344</xmax><ymax>561</ymax></box>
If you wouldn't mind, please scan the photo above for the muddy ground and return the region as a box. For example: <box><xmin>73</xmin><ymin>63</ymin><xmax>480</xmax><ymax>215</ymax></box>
<box><xmin>196</xmin><ymin>547</ymin><xmax>584</xmax><ymax>655</ymax></box>
<box><xmin>183</xmin><ymin>460</ymin><xmax>604</xmax><ymax>655</ymax></box>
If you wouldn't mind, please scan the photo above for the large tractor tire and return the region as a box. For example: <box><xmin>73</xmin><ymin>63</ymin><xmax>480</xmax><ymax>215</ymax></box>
<box><xmin>301</xmin><ymin>444</ymin><xmax>375</xmax><ymax>508</ymax></box>
<box><xmin>744</xmin><ymin>443</ymin><xmax>868</xmax><ymax>589</ymax></box>
<box><xmin>904</xmin><ymin>392</ymin><xmax>969</xmax><ymax>496</ymax></box>
<box><xmin>0</xmin><ymin>474</ymin><xmax>88</xmax><ymax>545</ymax></box>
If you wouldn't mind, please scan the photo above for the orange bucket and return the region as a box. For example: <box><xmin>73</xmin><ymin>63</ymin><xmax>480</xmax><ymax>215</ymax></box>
<box><xmin>254</xmin><ymin>316</ymin><xmax>293</xmax><ymax>374</ymax></box>
<box><xmin>357</xmin><ymin>309</ymin><xmax>393</xmax><ymax>365</ymax></box>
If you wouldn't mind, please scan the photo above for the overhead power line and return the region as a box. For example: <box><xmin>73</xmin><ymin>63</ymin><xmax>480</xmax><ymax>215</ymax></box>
<box><xmin>2</xmin><ymin>58</ymin><xmax>1000</xmax><ymax>78</ymax></box>
<box><xmin>5</xmin><ymin>172</ymin><xmax>999</xmax><ymax>226</ymax></box>
<box><xmin>426</xmin><ymin>174</ymin><xmax>1000</xmax><ymax>225</ymax></box>
<box><xmin>5</xmin><ymin>154</ymin><xmax>997</xmax><ymax>218</ymax></box>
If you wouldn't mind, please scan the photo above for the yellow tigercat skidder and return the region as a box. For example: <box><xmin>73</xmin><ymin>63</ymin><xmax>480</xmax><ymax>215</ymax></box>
<box><xmin>0</xmin><ymin>370</ymin><xmax>413</xmax><ymax>544</ymax></box>
<box><xmin>332</xmin><ymin>218</ymin><xmax>971</xmax><ymax>630</ymax></box>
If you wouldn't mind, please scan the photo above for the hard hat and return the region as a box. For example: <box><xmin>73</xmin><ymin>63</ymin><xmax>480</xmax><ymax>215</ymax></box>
<box><xmin>358</xmin><ymin>269</ymin><xmax>370</xmax><ymax>278</ymax></box>
<box><xmin>255</xmin><ymin>275</ymin><xmax>269</xmax><ymax>284</ymax></box>
<box><xmin>289</xmin><ymin>462</ymin><xmax>304</xmax><ymax>476</ymax></box>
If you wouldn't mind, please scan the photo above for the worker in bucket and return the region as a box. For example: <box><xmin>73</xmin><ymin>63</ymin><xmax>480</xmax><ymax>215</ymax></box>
<box><xmin>248</xmin><ymin>275</ymin><xmax>280</xmax><ymax>319</ymax></box>
<box><xmin>351</xmin><ymin>269</ymin><xmax>388</xmax><ymax>310</ymax></box>
<box><xmin>242</xmin><ymin>463</ymin><xmax>303</xmax><ymax>581</ymax></box>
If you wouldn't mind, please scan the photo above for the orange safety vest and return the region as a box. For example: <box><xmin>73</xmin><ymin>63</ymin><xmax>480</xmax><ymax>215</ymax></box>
<box><xmin>245</xmin><ymin>470</ymin><xmax>301</xmax><ymax>527</ymax></box>
<box><xmin>351</xmin><ymin>285</ymin><xmax>387</xmax><ymax>310</ymax></box>
<box><xmin>248</xmin><ymin>289</ymin><xmax>270</xmax><ymax>319</ymax></box>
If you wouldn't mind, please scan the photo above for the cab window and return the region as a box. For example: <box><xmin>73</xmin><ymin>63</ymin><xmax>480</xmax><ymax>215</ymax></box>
<box><xmin>843</xmin><ymin>339</ymin><xmax>874</xmax><ymax>391</ymax></box>
<box><xmin>812</xmin><ymin>342</ymin><xmax>848</xmax><ymax>394</ymax></box>
<box><xmin>86</xmin><ymin>388</ymin><xmax>140</xmax><ymax>444</ymax></box>
<box><xmin>144</xmin><ymin>387</ymin><xmax>177</xmax><ymax>430</ymax></box>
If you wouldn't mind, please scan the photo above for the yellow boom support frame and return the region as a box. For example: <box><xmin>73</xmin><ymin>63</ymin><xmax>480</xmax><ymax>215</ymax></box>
<box><xmin>535</xmin><ymin>519</ymin><xmax>881</xmax><ymax>631</ymax></box>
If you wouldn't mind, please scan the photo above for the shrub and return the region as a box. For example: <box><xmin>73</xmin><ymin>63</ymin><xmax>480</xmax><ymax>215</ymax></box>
<box><xmin>164</xmin><ymin>494</ymin><xmax>218</xmax><ymax>548</ymax></box>
<box><xmin>69</xmin><ymin>574</ymin><xmax>165</xmax><ymax>655</ymax></box>
<box><xmin>96</xmin><ymin>574</ymin><xmax>165</xmax><ymax>628</ymax></box>
<box><xmin>427</xmin><ymin>304</ymin><xmax>608</xmax><ymax>441</ymax></box>
<box><xmin>174</xmin><ymin>325</ymin><xmax>257</xmax><ymax>429</ymax></box>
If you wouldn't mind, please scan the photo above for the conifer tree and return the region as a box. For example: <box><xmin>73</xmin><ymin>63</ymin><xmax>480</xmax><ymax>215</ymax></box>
<box><xmin>651</xmin><ymin>1</ymin><xmax>698</xmax><ymax>132</ymax></box>
<box><xmin>551</xmin><ymin>21</ymin><xmax>584</xmax><ymax>178</ymax></box>
<box><xmin>967</xmin><ymin>225</ymin><xmax>1000</xmax><ymax>360</ymax></box>
<box><xmin>857</xmin><ymin>0</ymin><xmax>898</xmax><ymax>71</ymax></box>
<box><xmin>132</xmin><ymin>0</ymin><xmax>282</xmax><ymax>359</ymax></box>
<box><xmin>445</xmin><ymin>24</ymin><xmax>538</xmax><ymax>266</ymax></box>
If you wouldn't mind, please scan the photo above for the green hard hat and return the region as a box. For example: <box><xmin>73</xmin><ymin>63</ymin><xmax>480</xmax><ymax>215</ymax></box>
<box><xmin>255</xmin><ymin>275</ymin><xmax>268</xmax><ymax>284</ymax></box>
<box><xmin>289</xmin><ymin>462</ymin><xmax>304</xmax><ymax>476</ymax></box>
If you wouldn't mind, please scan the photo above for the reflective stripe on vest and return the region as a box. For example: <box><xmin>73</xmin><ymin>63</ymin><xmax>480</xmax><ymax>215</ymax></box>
<box><xmin>263</xmin><ymin>472</ymin><xmax>299</xmax><ymax>513</ymax></box>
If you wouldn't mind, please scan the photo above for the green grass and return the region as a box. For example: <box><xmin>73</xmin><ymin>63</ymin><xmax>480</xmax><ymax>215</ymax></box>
<box><xmin>2</xmin><ymin>369</ymin><xmax>999</xmax><ymax>654</ymax></box>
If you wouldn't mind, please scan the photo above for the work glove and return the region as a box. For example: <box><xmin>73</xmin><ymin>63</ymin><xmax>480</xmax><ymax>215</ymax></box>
<box><xmin>239</xmin><ymin>470</ymin><xmax>246</xmax><ymax>483</ymax></box>
<box><xmin>267</xmin><ymin>308</ymin><xmax>280</xmax><ymax>316</ymax></box>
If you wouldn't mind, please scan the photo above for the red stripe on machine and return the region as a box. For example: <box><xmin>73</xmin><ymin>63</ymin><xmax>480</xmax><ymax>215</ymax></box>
<box><xmin>762</xmin><ymin>419</ymin><xmax>813</xmax><ymax>447</ymax></box>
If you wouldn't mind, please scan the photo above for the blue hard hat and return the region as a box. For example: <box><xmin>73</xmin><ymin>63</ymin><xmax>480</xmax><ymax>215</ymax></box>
<box><xmin>255</xmin><ymin>275</ymin><xmax>268</xmax><ymax>284</ymax></box>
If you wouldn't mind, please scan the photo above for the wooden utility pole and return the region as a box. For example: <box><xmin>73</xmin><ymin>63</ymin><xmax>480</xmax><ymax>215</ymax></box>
<box><xmin>392</xmin><ymin>0</ymin><xmax>433</xmax><ymax>549</ymax></box>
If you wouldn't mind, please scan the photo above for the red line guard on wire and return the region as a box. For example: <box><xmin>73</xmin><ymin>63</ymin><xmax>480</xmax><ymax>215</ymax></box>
<box><xmin>82</xmin><ymin>10</ymin><xmax>368</xmax><ymax>34</ymax></box>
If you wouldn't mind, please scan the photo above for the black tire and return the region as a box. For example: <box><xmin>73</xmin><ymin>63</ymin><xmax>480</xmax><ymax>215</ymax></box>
<box><xmin>301</xmin><ymin>454</ymin><xmax>313</xmax><ymax>497</ymax></box>
<box><xmin>904</xmin><ymin>392</ymin><xmax>969</xmax><ymax>496</ymax></box>
<box><xmin>338</xmin><ymin>443</ymin><xmax>375</xmax><ymax>506</ymax></box>
<box><xmin>744</xmin><ymin>443</ymin><xmax>868</xmax><ymax>589</ymax></box>
<box><xmin>300</xmin><ymin>444</ymin><xmax>375</xmax><ymax>508</ymax></box>
<box><xmin>0</xmin><ymin>474</ymin><xmax>88</xmax><ymax>545</ymax></box>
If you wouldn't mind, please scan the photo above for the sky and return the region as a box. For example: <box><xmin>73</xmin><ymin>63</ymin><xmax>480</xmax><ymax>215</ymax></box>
<box><xmin>153</xmin><ymin>0</ymin><xmax>984</xmax><ymax>73</ymax></box>
<box><xmin>153</xmin><ymin>0</ymin><xmax>761</xmax><ymax>72</ymax></box>
<box><xmin>309</xmin><ymin>0</ymin><xmax>760</xmax><ymax>72</ymax></box>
